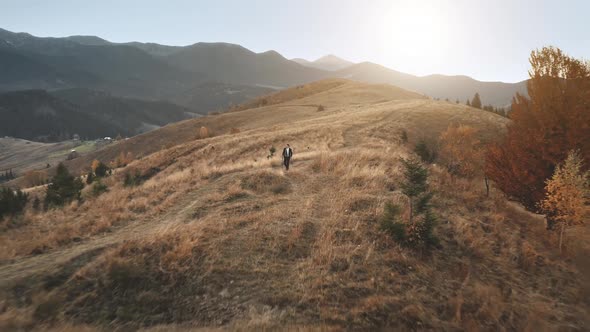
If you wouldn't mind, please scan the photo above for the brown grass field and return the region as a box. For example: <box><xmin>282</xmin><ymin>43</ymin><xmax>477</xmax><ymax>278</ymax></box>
<box><xmin>0</xmin><ymin>79</ymin><xmax>588</xmax><ymax>331</ymax></box>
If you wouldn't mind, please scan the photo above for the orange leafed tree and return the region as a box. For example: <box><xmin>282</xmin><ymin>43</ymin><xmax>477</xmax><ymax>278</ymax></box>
<box><xmin>439</xmin><ymin>125</ymin><xmax>483</xmax><ymax>178</ymax></box>
<box><xmin>486</xmin><ymin>46</ymin><xmax>590</xmax><ymax>212</ymax></box>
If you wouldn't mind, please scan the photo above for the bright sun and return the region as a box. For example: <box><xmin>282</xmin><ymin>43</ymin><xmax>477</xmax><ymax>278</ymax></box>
<box><xmin>378</xmin><ymin>2</ymin><xmax>449</xmax><ymax>71</ymax></box>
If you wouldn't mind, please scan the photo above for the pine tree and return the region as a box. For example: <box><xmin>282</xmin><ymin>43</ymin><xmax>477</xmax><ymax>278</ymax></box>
<box><xmin>471</xmin><ymin>92</ymin><xmax>482</xmax><ymax>109</ymax></box>
<box><xmin>400</xmin><ymin>158</ymin><xmax>429</xmax><ymax>224</ymax></box>
<box><xmin>381</xmin><ymin>158</ymin><xmax>438</xmax><ymax>249</ymax></box>
<box><xmin>44</xmin><ymin>163</ymin><xmax>84</xmax><ymax>208</ymax></box>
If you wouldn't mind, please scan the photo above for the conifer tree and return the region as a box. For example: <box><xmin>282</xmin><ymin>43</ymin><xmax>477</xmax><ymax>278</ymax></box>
<box><xmin>471</xmin><ymin>92</ymin><xmax>482</xmax><ymax>109</ymax></box>
<box><xmin>44</xmin><ymin>163</ymin><xmax>84</xmax><ymax>208</ymax></box>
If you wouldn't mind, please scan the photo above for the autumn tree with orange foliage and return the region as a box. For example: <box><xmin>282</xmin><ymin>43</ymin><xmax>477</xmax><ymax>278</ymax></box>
<box><xmin>486</xmin><ymin>47</ymin><xmax>590</xmax><ymax>214</ymax></box>
<box><xmin>539</xmin><ymin>150</ymin><xmax>589</xmax><ymax>252</ymax></box>
<box><xmin>439</xmin><ymin>125</ymin><xmax>483</xmax><ymax>178</ymax></box>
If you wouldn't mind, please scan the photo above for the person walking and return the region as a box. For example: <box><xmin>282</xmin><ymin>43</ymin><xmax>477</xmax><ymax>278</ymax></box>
<box><xmin>282</xmin><ymin>144</ymin><xmax>293</xmax><ymax>171</ymax></box>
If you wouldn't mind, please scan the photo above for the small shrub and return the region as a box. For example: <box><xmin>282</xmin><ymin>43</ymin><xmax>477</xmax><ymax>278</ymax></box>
<box><xmin>123</xmin><ymin>167</ymin><xmax>160</xmax><ymax>187</ymax></box>
<box><xmin>317</xmin><ymin>105</ymin><xmax>326</xmax><ymax>112</ymax></box>
<box><xmin>92</xmin><ymin>181</ymin><xmax>108</xmax><ymax>197</ymax></box>
<box><xmin>380</xmin><ymin>202</ymin><xmax>406</xmax><ymax>242</ymax></box>
<box><xmin>230</xmin><ymin>127</ymin><xmax>241</xmax><ymax>134</ymax></box>
<box><xmin>112</xmin><ymin>151</ymin><xmax>134</xmax><ymax>168</ymax></box>
<box><xmin>199</xmin><ymin>126</ymin><xmax>210</xmax><ymax>139</ymax></box>
<box><xmin>414</xmin><ymin>140</ymin><xmax>436</xmax><ymax>163</ymax></box>
<box><xmin>400</xmin><ymin>130</ymin><xmax>408</xmax><ymax>144</ymax></box>
<box><xmin>268</xmin><ymin>146</ymin><xmax>276</xmax><ymax>159</ymax></box>
<box><xmin>94</xmin><ymin>161</ymin><xmax>110</xmax><ymax>178</ymax></box>
<box><xmin>86</xmin><ymin>171</ymin><xmax>94</xmax><ymax>185</ymax></box>
<box><xmin>32</xmin><ymin>197</ymin><xmax>40</xmax><ymax>211</ymax></box>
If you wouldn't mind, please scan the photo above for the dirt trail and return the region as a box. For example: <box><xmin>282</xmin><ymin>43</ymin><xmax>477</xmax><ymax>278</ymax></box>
<box><xmin>0</xmin><ymin>175</ymin><xmax>236</xmax><ymax>289</ymax></box>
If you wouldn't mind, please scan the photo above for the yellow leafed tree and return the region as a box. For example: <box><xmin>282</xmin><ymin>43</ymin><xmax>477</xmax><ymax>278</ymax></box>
<box><xmin>91</xmin><ymin>159</ymin><xmax>101</xmax><ymax>173</ymax></box>
<box><xmin>439</xmin><ymin>125</ymin><xmax>483</xmax><ymax>178</ymax></box>
<box><xmin>540</xmin><ymin>150</ymin><xmax>590</xmax><ymax>253</ymax></box>
<box><xmin>199</xmin><ymin>126</ymin><xmax>210</xmax><ymax>139</ymax></box>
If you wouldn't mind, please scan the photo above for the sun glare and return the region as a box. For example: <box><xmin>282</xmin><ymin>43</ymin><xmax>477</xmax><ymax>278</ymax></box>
<box><xmin>378</xmin><ymin>2</ymin><xmax>450</xmax><ymax>72</ymax></box>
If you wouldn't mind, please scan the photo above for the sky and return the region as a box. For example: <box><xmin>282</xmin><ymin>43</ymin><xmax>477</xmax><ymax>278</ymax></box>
<box><xmin>1</xmin><ymin>0</ymin><xmax>588</xmax><ymax>83</ymax></box>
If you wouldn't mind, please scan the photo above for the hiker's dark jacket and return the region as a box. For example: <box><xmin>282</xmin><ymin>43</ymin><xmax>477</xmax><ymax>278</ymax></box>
<box><xmin>283</xmin><ymin>147</ymin><xmax>293</xmax><ymax>158</ymax></box>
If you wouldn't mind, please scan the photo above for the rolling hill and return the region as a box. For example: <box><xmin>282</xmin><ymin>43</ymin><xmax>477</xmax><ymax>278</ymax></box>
<box><xmin>1</xmin><ymin>79</ymin><xmax>587</xmax><ymax>331</ymax></box>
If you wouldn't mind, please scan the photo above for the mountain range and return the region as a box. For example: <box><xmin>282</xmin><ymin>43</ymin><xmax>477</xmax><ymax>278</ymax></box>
<box><xmin>0</xmin><ymin>27</ymin><xmax>527</xmax><ymax>141</ymax></box>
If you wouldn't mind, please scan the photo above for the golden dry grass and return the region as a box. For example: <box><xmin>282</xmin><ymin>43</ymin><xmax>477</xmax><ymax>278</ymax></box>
<box><xmin>1</xmin><ymin>80</ymin><xmax>587</xmax><ymax>331</ymax></box>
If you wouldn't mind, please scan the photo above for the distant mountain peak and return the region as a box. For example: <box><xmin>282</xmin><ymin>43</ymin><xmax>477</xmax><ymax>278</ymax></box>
<box><xmin>292</xmin><ymin>54</ymin><xmax>354</xmax><ymax>71</ymax></box>
<box><xmin>65</xmin><ymin>35</ymin><xmax>111</xmax><ymax>46</ymax></box>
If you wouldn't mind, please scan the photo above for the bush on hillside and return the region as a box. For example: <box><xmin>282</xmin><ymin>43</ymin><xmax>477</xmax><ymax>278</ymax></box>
<box><xmin>0</xmin><ymin>187</ymin><xmax>28</xmax><ymax>218</ymax></box>
<box><xmin>123</xmin><ymin>167</ymin><xmax>160</xmax><ymax>187</ymax></box>
<box><xmin>268</xmin><ymin>146</ymin><xmax>276</xmax><ymax>159</ymax></box>
<box><xmin>317</xmin><ymin>104</ymin><xmax>326</xmax><ymax>112</ymax></box>
<box><xmin>94</xmin><ymin>161</ymin><xmax>110</xmax><ymax>178</ymax></box>
<box><xmin>44</xmin><ymin>163</ymin><xmax>84</xmax><ymax>209</ymax></box>
<box><xmin>199</xmin><ymin>126</ymin><xmax>210</xmax><ymax>139</ymax></box>
<box><xmin>400</xmin><ymin>130</ymin><xmax>408</xmax><ymax>144</ymax></box>
<box><xmin>92</xmin><ymin>180</ymin><xmax>109</xmax><ymax>197</ymax></box>
<box><xmin>86</xmin><ymin>171</ymin><xmax>94</xmax><ymax>185</ymax></box>
<box><xmin>414</xmin><ymin>140</ymin><xmax>437</xmax><ymax>164</ymax></box>
<box><xmin>112</xmin><ymin>151</ymin><xmax>134</xmax><ymax>169</ymax></box>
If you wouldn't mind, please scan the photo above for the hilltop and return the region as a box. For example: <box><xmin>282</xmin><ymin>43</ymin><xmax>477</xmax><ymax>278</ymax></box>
<box><xmin>0</xmin><ymin>80</ymin><xmax>587</xmax><ymax>331</ymax></box>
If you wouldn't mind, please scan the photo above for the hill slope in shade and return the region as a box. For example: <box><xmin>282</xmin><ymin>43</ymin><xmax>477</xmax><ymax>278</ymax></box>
<box><xmin>165</xmin><ymin>43</ymin><xmax>328</xmax><ymax>88</ymax></box>
<box><xmin>0</xmin><ymin>89</ymin><xmax>197</xmax><ymax>141</ymax></box>
<box><xmin>1</xmin><ymin>80</ymin><xmax>587</xmax><ymax>330</ymax></box>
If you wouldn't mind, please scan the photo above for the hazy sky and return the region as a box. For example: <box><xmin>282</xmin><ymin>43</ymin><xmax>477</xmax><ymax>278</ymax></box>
<box><xmin>2</xmin><ymin>0</ymin><xmax>588</xmax><ymax>82</ymax></box>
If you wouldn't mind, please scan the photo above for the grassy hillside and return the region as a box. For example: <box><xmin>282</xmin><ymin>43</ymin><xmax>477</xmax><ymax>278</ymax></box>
<box><xmin>0</xmin><ymin>80</ymin><xmax>587</xmax><ymax>331</ymax></box>
<box><xmin>0</xmin><ymin>138</ymin><xmax>98</xmax><ymax>175</ymax></box>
